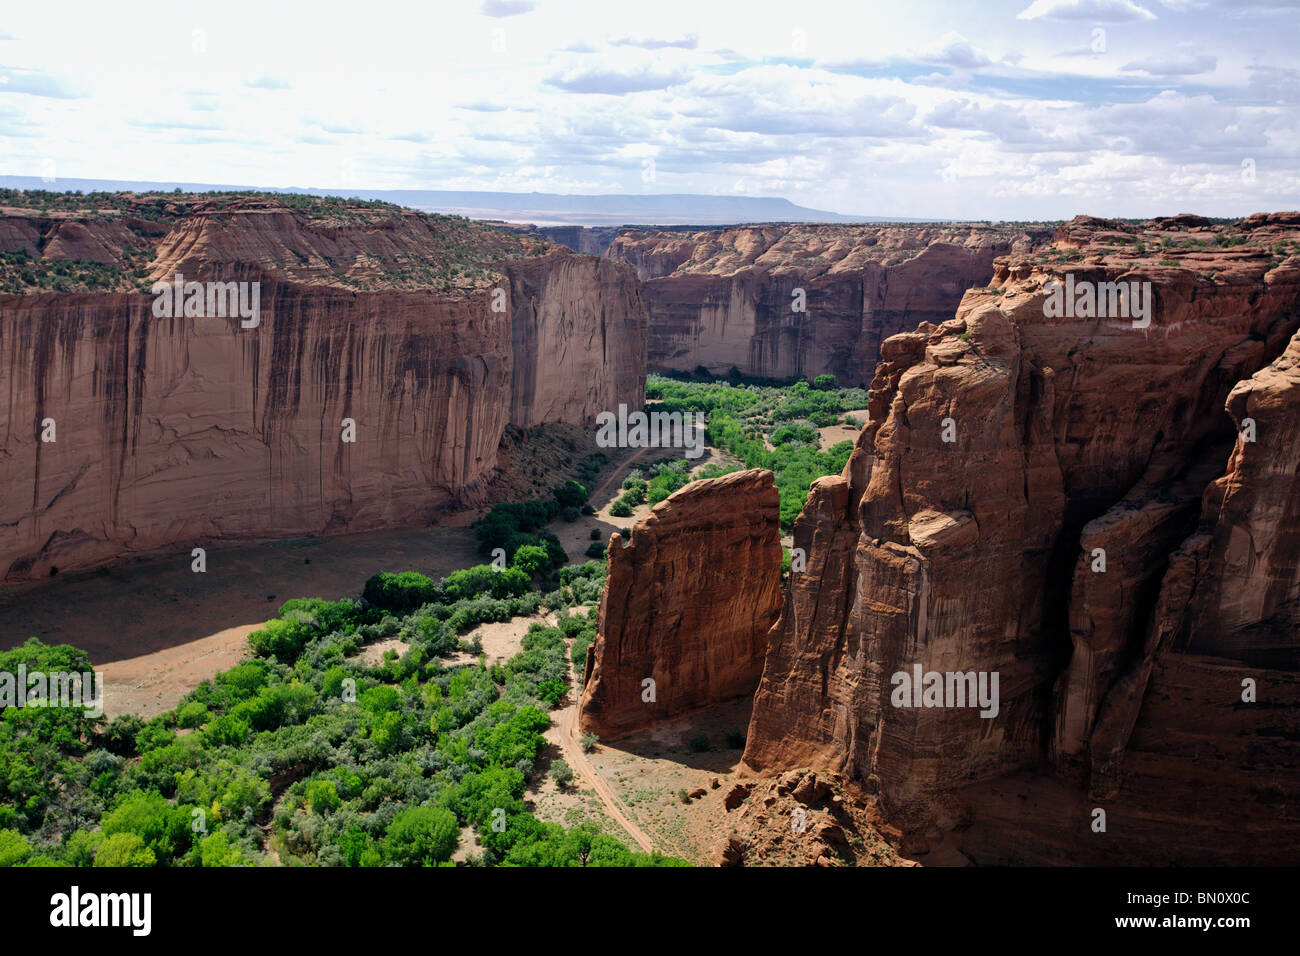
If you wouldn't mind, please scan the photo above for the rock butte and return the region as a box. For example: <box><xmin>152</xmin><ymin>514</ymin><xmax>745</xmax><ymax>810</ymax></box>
<box><xmin>742</xmin><ymin>213</ymin><xmax>1300</xmax><ymax>864</ymax></box>
<box><xmin>578</xmin><ymin>469</ymin><xmax>782</xmax><ymax>740</ymax></box>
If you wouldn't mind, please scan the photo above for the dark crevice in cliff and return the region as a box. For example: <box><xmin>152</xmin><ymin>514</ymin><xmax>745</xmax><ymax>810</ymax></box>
<box><xmin>1043</xmin><ymin>299</ymin><xmax>1300</xmax><ymax>785</ymax></box>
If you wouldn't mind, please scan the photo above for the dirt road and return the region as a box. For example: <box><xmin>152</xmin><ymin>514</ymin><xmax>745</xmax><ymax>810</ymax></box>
<box><xmin>555</xmin><ymin>696</ymin><xmax>656</xmax><ymax>854</ymax></box>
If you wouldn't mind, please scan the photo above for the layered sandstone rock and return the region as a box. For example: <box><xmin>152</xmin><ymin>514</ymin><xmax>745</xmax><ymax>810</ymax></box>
<box><xmin>607</xmin><ymin>223</ymin><xmax>1052</xmax><ymax>384</ymax></box>
<box><xmin>0</xmin><ymin>197</ymin><xmax>646</xmax><ymax>580</ymax></box>
<box><xmin>744</xmin><ymin>214</ymin><xmax>1300</xmax><ymax>863</ymax></box>
<box><xmin>578</xmin><ymin>469</ymin><xmax>782</xmax><ymax>740</ymax></box>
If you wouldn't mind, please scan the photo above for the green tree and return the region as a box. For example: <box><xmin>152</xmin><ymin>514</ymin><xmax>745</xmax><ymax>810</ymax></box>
<box><xmin>100</xmin><ymin>790</ymin><xmax>193</xmax><ymax>863</ymax></box>
<box><xmin>0</xmin><ymin>829</ymin><xmax>32</xmax><ymax>867</ymax></box>
<box><xmin>552</xmin><ymin>480</ymin><xmax>588</xmax><ymax>508</ymax></box>
<box><xmin>197</xmin><ymin>831</ymin><xmax>246</xmax><ymax>867</ymax></box>
<box><xmin>384</xmin><ymin>807</ymin><xmax>460</xmax><ymax>866</ymax></box>
<box><xmin>94</xmin><ymin>832</ymin><xmax>156</xmax><ymax>867</ymax></box>
<box><xmin>511</xmin><ymin>544</ymin><xmax>551</xmax><ymax>578</ymax></box>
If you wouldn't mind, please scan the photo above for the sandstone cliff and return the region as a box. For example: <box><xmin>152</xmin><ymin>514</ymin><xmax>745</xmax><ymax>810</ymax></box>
<box><xmin>579</xmin><ymin>469</ymin><xmax>782</xmax><ymax>740</ymax></box>
<box><xmin>0</xmin><ymin>196</ymin><xmax>646</xmax><ymax>580</ymax></box>
<box><xmin>607</xmin><ymin>223</ymin><xmax>1052</xmax><ymax>384</ymax></box>
<box><xmin>744</xmin><ymin>213</ymin><xmax>1300</xmax><ymax>864</ymax></box>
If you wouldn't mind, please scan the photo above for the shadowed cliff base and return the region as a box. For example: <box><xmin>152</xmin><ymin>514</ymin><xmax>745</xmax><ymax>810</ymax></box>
<box><xmin>0</xmin><ymin>425</ymin><xmax>639</xmax><ymax>663</ymax></box>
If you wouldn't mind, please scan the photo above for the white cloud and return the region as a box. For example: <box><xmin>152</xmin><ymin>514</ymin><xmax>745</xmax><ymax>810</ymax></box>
<box><xmin>922</xmin><ymin>32</ymin><xmax>994</xmax><ymax>70</ymax></box>
<box><xmin>546</xmin><ymin>64</ymin><xmax>689</xmax><ymax>94</ymax></box>
<box><xmin>1121</xmin><ymin>53</ymin><xmax>1217</xmax><ymax>76</ymax></box>
<box><xmin>1018</xmin><ymin>0</ymin><xmax>1158</xmax><ymax>21</ymax></box>
<box><xmin>0</xmin><ymin>0</ymin><xmax>1293</xmax><ymax>219</ymax></box>
<box><xmin>612</xmin><ymin>35</ymin><xmax>699</xmax><ymax>50</ymax></box>
<box><xmin>480</xmin><ymin>0</ymin><xmax>537</xmax><ymax>17</ymax></box>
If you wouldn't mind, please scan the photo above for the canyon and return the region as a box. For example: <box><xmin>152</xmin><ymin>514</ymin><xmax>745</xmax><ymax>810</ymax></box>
<box><xmin>607</xmin><ymin>223</ymin><xmax>1052</xmax><ymax>384</ymax></box>
<box><xmin>576</xmin><ymin>211</ymin><xmax>1300</xmax><ymax>864</ymax></box>
<box><xmin>5</xmin><ymin>194</ymin><xmax>1299</xmax><ymax>866</ymax></box>
<box><xmin>0</xmin><ymin>196</ymin><xmax>645</xmax><ymax>580</ymax></box>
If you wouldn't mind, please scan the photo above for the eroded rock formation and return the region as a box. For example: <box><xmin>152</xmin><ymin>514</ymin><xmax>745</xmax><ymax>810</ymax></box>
<box><xmin>744</xmin><ymin>213</ymin><xmax>1300</xmax><ymax>864</ymax></box>
<box><xmin>607</xmin><ymin>223</ymin><xmax>1052</xmax><ymax>384</ymax></box>
<box><xmin>578</xmin><ymin>469</ymin><xmax>782</xmax><ymax>740</ymax></box>
<box><xmin>0</xmin><ymin>197</ymin><xmax>645</xmax><ymax>579</ymax></box>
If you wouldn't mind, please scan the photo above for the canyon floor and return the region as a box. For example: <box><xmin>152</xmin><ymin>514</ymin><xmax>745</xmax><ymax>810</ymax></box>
<box><xmin>0</xmin><ymin>434</ymin><xmax>728</xmax><ymax>721</ymax></box>
<box><xmin>0</xmin><ymin>526</ymin><xmax>480</xmax><ymax>717</ymax></box>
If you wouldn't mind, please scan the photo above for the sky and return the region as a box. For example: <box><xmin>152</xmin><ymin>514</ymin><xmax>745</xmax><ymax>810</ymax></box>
<box><xmin>0</xmin><ymin>0</ymin><xmax>1297</xmax><ymax>219</ymax></box>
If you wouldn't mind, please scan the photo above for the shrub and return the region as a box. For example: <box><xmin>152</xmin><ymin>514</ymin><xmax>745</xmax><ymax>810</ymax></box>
<box><xmin>609</xmin><ymin>500</ymin><xmax>633</xmax><ymax>518</ymax></box>
<box><xmin>474</xmin><ymin>499</ymin><xmax>560</xmax><ymax>556</ymax></box>
<box><xmin>277</xmin><ymin>598</ymin><xmax>356</xmax><ymax>634</ymax></box>
<box><xmin>771</xmin><ymin>423</ymin><xmax>819</xmax><ymax>446</ymax></box>
<box><xmin>585</xmin><ymin>542</ymin><xmax>606</xmax><ymax>559</ymax></box>
<box><xmin>536</xmin><ymin>679</ymin><xmax>566</xmax><ymax>706</ymax></box>
<box><xmin>580</xmin><ymin>733</ymin><xmax>599</xmax><ymax>753</ymax></box>
<box><xmin>549</xmin><ymin>759</ymin><xmax>574</xmax><ymax>788</ymax></box>
<box><xmin>511</xmin><ymin>545</ymin><xmax>551</xmax><ymax>578</ymax></box>
<box><xmin>440</xmin><ymin>564</ymin><xmax>530</xmax><ymax>601</ymax></box>
<box><xmin>562</xmin><ymin>505</ymin><xmax>580</xmax><ymax>522</ymax></box>
<box><xmin>589</xmin><ymin>528</ymin><xmax>601</xmax><ymax>541</ymax></box>
<box><xmin>100</xmin><ymin>790</ymin><xmax>193</xmax><ymax>863</ymax></box>
<box><xmin>305</xmin><ymin>779</ymin><xmax>341</xmax><ymax>814</ymax></box>
<box><xmin>552</xmin><ymin>480</ymin><xmax>588</xmax><ymax>508</ymax></box>
<box><xmin>812</xmin><ymin>373</ymin><xmax>837</xmax><ymax>390</ymax></box>
<box><xmin>247</xmin><ymin>617</ymin><xmax>317</xmax><ymax>662</ymax></box>
<box><xmin>362</xmin><ymin>571</ymin><xmax>435</xmax><ymax>613</ymax></box>
<box><xmin>176</xmin><ymin>701</ymin><xmax>209</xmax><ymax>729</ymax></box>
<box><xmin>102</xmin><ymin>714</ymin><xmax>144</xmax><ymax>756</ymax></box>
<box><xmin>0</xmin><ymin>829</ymin><xmax>31</xmax><ymax>867</ymax></box>
<box><xmin>198</xmin><ymin>831</ymin><xmax>246</xmax><ymax>867</ymax></box>
<box><xmin>93</xmin><ymin>832</ymin><xmax>155</xmax><ymax>867</ymax></box>
<box><xmin>580</xmin><ymin>504</ymin><xmax>596</xmax><ymax>515</ymax></box>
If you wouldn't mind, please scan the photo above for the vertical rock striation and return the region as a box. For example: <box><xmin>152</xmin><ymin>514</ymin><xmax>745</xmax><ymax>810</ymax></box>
<box><xmin>0</xmin><ymin>197</ymin><xmax>646</xmax><ymax>579</ymax></box>
<box><xmin>579</xmin><ymin>469</ymin><xmax>783</xmax><ymax>740</ymax></box>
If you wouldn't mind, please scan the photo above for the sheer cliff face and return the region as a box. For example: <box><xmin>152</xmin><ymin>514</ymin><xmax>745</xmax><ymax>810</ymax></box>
<box><xmin>608</xmin><ymin>224</ymin><xmax>1052</xmax><ymax>385</ymax></box>
<box><xmin>0</xmin><ymin>199</ymin><xmax>646</xmax><ymax>580</ymax></box>
<box><xmin>579</xmin><ymin>470</ymin><xmax>783</xmax><ymax>740</ymax></box>
<box><xmin>505</xmin><ymin>254</ymin><xmax>646</xmax><ymax>429</ymax></box>
<box><xmin>744</xmin><ymin>213</ymin><xmax>1300</xmax><ymax>863</ymax></box>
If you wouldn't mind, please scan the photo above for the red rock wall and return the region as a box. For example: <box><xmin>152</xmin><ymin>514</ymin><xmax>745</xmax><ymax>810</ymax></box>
<box><xmin>744</xmin><ymin>214</ymin><xmax>1300</xmax><ymax>863</ymax></box>
<box><xmin>0</xmin><ymin>206</ymin><xmax>646</xmax><ymax>580</ymax></box>
<box><xmin>504</xmin><ymin>253</ymin><xmax>646</xmax><ymax>428</ymax></box>
<box><xmin>608</xmin><ymin>224</ymin><xmax>1051</xmax><ymax>385</ymax></box>
<box><xmin>578</xmin><ymin>469</ymin><xmax>783</xmax><ymax>740</ymax></box>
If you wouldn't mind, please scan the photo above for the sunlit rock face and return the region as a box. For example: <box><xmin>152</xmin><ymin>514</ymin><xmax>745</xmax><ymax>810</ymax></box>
<box><xmin>579</xmin><ymin>469</ymin><xmax>783</xmax><ymax>741</ymax></box>
<box><xmin>744</xmin><ymin>214</ymin><xmax>1300</xmax><ymax>864</ymax></box>
<box><xmin>0</xmin><ymin>199</ymin><xmax>646</xmax><ymax>580</ymax></box>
